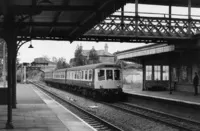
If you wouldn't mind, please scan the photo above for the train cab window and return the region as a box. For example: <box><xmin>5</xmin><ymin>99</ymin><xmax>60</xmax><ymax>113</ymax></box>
<box><xmin>98</xmin><ymin>70</ymin><xmax>105</xmax><ymax>81</ymax></box>
<box><xmin>89</xmin><ymin>70</ymin><xmax>93</xmax><ymax>80</ymax></box>
<box><xmin>154</xmin><ymin>65</ymin><xmax>161</xmax><ymax>80</ymax></box>
<box><xmin>106</xmin><ymin>70</ymin><xmax>113</xmax><ymax>80</ymax></box>
<box><xmin>146</xmin><ymin>66</ymin><xmax>152</xmax><ymax>80</ymax></box>
<box><xmin>163</xmin><ymin>66</ymin><xmax>169</xmax><ymax>80</ymax></box>
<box><xmin>114</xmin><ymin>70</ymin><xmax>120</xmax><ymax>80</ymax></box>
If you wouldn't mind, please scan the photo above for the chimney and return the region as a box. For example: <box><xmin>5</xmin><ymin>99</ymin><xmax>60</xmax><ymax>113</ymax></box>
<box><xmin>104</xmin><ymin>43</ymin><xmax>108</xmax><ymax>52</ymax></box>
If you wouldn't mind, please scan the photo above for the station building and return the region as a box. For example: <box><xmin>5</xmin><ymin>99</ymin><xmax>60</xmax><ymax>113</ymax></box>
<box><xmin>116</xmin><ymin>40</ymin><xmax>200</xmax><ymax>93</ymax></box>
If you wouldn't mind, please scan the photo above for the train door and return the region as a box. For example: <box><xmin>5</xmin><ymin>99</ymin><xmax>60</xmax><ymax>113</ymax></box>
<box><xmin>95</xmin><ymin>68</ymin><xmax>106</xmax><ymax>89</ymax></box>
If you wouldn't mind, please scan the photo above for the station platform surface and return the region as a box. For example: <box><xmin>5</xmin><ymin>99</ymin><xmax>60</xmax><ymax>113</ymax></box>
<box><xmin>0</xmin><ymin>84</ymin><xmax>96</xmax><ymax>131</ymax></box>
<box><xmin>123</xmin><ymin>85</ymin><xmax>200</xmax><ymax>106</ymax></box>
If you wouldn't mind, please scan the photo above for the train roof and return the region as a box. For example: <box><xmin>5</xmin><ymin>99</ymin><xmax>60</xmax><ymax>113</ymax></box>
<box><xmin>54</xmin><ymin>63</ymin><xmax>120</xmax><ymax>72</ymax></box>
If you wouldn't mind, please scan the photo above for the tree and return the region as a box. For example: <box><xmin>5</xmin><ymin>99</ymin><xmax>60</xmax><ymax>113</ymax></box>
<box><xmin>89</xmin><ymin>47</ymin><xmax>99</xmax><ymax>64</ymax></box>
<box><xmin>51</xmin><ymin>57</ymin><xmax>58</xmax><ymax>63</ymax></box>
<box><xmin>42</xmin><ymin>55</ymin><xmax>50</xmax><ymax>62</ymax></box>
<box><xmin>56</xmin><ymin>57</ymin><xmax>70</xmax><ymax>69</ymax></box>
<box><xmin>74</xmin><ymin>45</ymin><xmax>87</xmax><ymax>66</ymax></box>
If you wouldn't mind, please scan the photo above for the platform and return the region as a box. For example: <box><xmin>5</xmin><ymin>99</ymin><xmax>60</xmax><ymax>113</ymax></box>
<box><xmin>123</xmin><ymin>84</ymin><xmax>200</xmax><ymax>106</ymax></box>
<box><xmin>0</xmin><ymin>84</ymin><xmax>96</xmax><ymax>131</ymax></box>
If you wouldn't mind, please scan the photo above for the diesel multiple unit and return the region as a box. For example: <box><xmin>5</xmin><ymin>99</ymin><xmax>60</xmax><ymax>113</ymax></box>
<box><xmin>44</xmin><ymin>63</ymin><xmax>123</xmax><ymax>100</ymax></box>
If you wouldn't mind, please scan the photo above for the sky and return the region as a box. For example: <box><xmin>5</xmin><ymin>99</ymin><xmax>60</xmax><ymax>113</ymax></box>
<box><xmin>18</xmin><ymin>3</ymin><xmax>200</xmax><ymax>63</ymax></box>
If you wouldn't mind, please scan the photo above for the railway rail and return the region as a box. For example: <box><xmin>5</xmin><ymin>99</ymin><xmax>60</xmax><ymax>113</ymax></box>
<box><xmin>30</xmin><ymin>81</ymin><xmax>200</xmax><ymax>131</ymax></box>
<box><xmin>30</xmin><ymin>81</ymin><xmax>123</xmax><ymax>131</ymax></box>
<box><xmin>107</xmin><ymin>102</ymin><xmax>200</xmax><ymax>131</ymax></box>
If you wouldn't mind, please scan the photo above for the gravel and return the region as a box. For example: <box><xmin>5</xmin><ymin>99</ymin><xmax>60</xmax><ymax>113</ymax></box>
<box><xmin>41</xmin><ymin>84</ymin><xmax>178</xmax><ymax>131</ymax></box>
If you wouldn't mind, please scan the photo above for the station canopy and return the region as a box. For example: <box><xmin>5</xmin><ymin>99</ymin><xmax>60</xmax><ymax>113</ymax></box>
<box><xmin>0</xmin><ymin>0</ymin><xmax>200</xmax><ymax>42</ymax></box>
<box><xmin>0</xmin><ymin>0</ymin><xmax>127</xmax><ymax>41</ymax></box>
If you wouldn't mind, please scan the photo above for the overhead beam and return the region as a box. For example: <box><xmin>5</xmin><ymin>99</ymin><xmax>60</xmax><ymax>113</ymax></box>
<box><xmin>13</xmin><ymin>5</ymin><xmax>96</xmax><ymax>15</ymax></box>
<box><xmin>68</xmin><ymin>0</ymin><xmax>126</xmax><ymax>39</ymax></box>
<box><xmin>48</xmin><ymin>0</ymin><xmax>70</xmax><ymax>35</ymax></box>
<box><xmin>0</xmin><ymin>22</ymin><xmax>80</xmax><ymax>27</ymax></box>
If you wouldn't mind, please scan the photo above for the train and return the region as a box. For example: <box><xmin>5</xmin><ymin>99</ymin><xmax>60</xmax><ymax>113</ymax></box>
<box><xmin>44</xmin><ymin>63</ymin><xmax>123</xmax><ymax>100</ymax></box>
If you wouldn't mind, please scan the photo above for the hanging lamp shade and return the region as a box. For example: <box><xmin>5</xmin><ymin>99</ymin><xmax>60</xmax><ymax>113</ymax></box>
<box><xmin>28</xmin><ymin>44</ymin><xmax>34</xmax><ymax>48</ymax></box>
<box><xmin>28</xmin><ymin>40</ymin><xmax>34</xmax><ymax>48</ymax></box>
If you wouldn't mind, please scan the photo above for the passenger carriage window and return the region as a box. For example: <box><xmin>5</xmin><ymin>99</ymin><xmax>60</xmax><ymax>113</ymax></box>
<box><xmin>98</xmin><ymin>70</ymin><xmax>105</xmax><ymax>81</ymax></box>
<box><xmin>79</xmin><ymin>71</ymin><xmax>81</xmax><ymax>79</ymax></box>
<box><xmin>106</xmin><ymin>70</ymin><xmax>113</xmax><ymax>80</ymax></box>
<box><xmin>82</xmin><ymin>71</ymin><xmax>84</xmax><ymax>79</ymax></box>
<box><xmin>89</xmin><ymin>70</ymin><xmax>93</xmax><ymax>80</ymax></box>
<box><xmin>85</xmin><ymin>70</ymin><xmax>88</xmax><ymax>80</ymax></box>
<box><xmin>114</xmin><ymin>70</ymin><xmax>120</xmax><ymax>80</ymax></box>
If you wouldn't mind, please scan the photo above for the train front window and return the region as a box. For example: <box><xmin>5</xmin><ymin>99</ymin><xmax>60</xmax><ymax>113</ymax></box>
<box><xmin>98</xmin><ymin>70</ymin><xmax>105</xmax><ymax>81</ymax></box>
<box><xmin>114</xmin><ymin>70</ymin><xmax>120</xmax><ymax>80</ymax></box>
<box><xmin>106</xmin><ymin>70</ymin><xmax>113</xmax><ymax>80</ymax></box>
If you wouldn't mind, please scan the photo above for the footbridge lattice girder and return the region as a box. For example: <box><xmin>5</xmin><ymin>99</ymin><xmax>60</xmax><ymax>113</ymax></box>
<box><xmin>84</xmin><ymin>15</ymin><xmax>200</xmax><ymax>41</ymax></box>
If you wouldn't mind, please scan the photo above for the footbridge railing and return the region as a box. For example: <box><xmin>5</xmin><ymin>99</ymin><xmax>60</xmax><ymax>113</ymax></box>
<box><xmin>84</xmin><ymin>12</ymin><xmax>200</xmax><ymax>42</ymax></box>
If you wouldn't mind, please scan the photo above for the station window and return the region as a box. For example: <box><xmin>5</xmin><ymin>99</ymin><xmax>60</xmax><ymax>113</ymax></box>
<box><xmin>89</xmin><ymin>70</ymin><xmax>93</xmax><ymax>80</ymax></box>
<box><xmin>98</xmin><ymin>69</ymin><xmax>105</xmax><ymax>81</ymax></box>
<box><xmin>154</xmin><ymin>65</ymin><xmax>161</xmax><ymax>80</ymax></box>
<box><xmin>162</xmin><ymin>66</ymin><xmax>169</xmax><ymax>80</ymax></box>
<box><xmin>146</xmin><ymin>66</ymin><xmax>152</xmax><ymax>80</ymax></box>
<box><xmin>114</xmin><ymin>70</ymin><xmax>120</xmax><ymax>80</ymax></box>
<box><xmin>106</xmin><ymin>70</ymin><xmax>113</xmax><ymax>80</ymax></box>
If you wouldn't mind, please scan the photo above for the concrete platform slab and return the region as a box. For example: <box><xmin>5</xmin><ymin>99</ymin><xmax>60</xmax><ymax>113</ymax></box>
<box><xmin>0</xmin><ymin>84</ymin><xmax>96</xmax><ymax>131</ymax></box>
<box><xmin>123</xmin><ymin>84</ymin><xmax>200</xmax><ymax>106</ymax></box>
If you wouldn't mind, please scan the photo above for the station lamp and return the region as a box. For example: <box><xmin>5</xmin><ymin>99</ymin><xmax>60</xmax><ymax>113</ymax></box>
<box><xmin>28</xmin><ymin>40</ymin><xmax>34</xmax><ymax>48</ymax></box>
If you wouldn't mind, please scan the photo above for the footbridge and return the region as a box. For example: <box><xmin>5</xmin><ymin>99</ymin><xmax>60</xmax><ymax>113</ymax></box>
<box><xmin>84</xmin><ymin>12</ymin><xmax>200</xmax><ymax>43</ymax></box>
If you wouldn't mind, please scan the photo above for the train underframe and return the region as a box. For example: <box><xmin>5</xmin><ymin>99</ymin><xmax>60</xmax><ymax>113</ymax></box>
<box><xmin>45</xmin><ymin>81</ymin><xmax>124</xmax><ymax>101</ymax></box>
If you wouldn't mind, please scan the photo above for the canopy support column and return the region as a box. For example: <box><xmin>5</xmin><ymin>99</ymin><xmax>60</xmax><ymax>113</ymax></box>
<box><xmin>135</xmin><ymin>0</ymin><xmax>139</xmax><ymax>37</ymax></box>
<box><xmin>12</xmin><ymin>51</ymin><xmax>17</xmax><ymax>108</ymax></box>
<box><xmin>188</xmin><ymin>0</ymin><xmax>192</xmax><ymax>35</ymax></box>
<box><xmin>168</xmin><ymin>4</ymin><xmax>172</xmax><ymax>31</ymax></box>
<box><xmin>168</xmin><ymin>54</ymin><xmax>172</xmax><ymax>94</ymax></box>
<box><xmin>142</xmin><ymin>60</ymin><xmax>146</xmax><ymax>91</ymax></box>
<box><xmin>121</xmin><ymin>6</ymin><xmax>124</xmax><ymax>30</ymax></box>
<box><xmin>4</xmin><ymin>14</ymin><xmax>17</xmax><ymax>129</ymax></box>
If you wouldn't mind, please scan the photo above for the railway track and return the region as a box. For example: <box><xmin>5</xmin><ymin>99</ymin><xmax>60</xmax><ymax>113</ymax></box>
<box><xmin>107</xmin><ymin>102</ymin><xmax>200</xmax><ymax>131</ymax></box>
<box><xmin>30</xmin><ymin>81</ymin><xmax>123</xmax><ymax>131</ymax></box>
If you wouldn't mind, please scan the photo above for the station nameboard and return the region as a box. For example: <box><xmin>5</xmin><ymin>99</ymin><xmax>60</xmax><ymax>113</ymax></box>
<box><xmin>117</xmin><ymin>44</ymin><xmax>175</xmax><ymax>60</ymax></box>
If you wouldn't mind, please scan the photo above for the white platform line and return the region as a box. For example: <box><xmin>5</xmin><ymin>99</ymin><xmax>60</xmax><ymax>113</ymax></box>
<box><xmin>31</xmin><ymin>85</ymin><xmax>97</xmax><ymax>131</ymax></box>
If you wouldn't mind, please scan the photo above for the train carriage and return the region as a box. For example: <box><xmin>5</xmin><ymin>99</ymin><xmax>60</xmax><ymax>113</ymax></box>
<box><xmin>44</xmin><ymin>63</ymin><xmax>123</xmax><ymax>100</ymax></box>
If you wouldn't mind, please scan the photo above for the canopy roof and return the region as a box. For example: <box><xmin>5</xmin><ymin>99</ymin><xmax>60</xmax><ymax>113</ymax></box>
<box><xmin>0</xmin><ymin>0</ymin><xmax>199</xmax><ymax>42</ymax></box>
<box><xmin>0</xmin><ymin>0</ymin><xmax>126</xmax><ymax>41</ymax></box>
